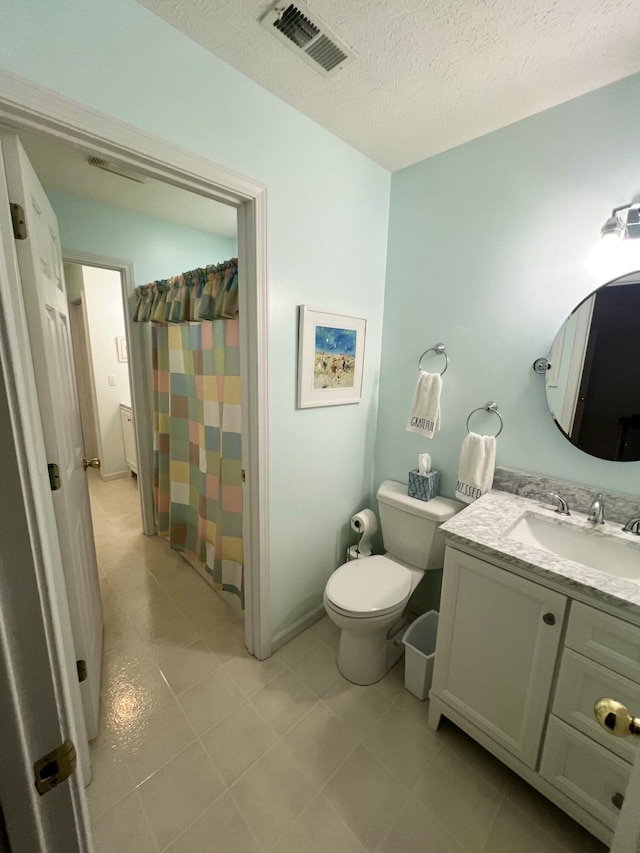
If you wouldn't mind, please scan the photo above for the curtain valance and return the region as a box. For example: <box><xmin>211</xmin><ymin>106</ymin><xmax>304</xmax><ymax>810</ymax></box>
<box><xmin>133</xmin><ymin>258</ymin><xmax>238</xmax><ymax>324</ymax></box>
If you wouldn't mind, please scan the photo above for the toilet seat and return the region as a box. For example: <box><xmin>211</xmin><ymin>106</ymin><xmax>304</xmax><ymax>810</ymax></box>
<box><xmin>325</xmin><ymin>555</ymin><xmax>413</xmax><ymax>618</ymax></box>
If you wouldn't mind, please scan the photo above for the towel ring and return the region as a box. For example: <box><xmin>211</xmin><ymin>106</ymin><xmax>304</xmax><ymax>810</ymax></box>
<box><xmin>466</xmin><ymin>401</ymin><xmax>503</xmax><ymax>438</ymax></box>
<box><xmin>417</xmin><ymin>342</ymin><xmax>448</xmax><ymax>375</ymax></box>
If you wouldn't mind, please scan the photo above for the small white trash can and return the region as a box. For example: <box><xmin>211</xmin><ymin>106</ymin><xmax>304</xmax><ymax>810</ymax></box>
<box><xmin>402</xmin><ymin>610</ymin><xmax>439</xmax><ymax>700</ymax></box>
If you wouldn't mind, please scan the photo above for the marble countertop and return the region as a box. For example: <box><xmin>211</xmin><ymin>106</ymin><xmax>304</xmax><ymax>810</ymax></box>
<box><xmin>440</xmin><ymin>489</ymin><xmax>640</xmax><ymax>619</ymax></box>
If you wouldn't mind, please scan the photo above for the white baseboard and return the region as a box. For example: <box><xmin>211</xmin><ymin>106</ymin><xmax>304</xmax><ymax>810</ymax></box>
<box><xmin>271</xmin><ymin>603</ymin><xmax>326</xmax><ymax>653</ymax></box>
<box><xmin>100</xmin><ymin>470</ymin><xmax>130</xmax><ymax>482</ymax></box>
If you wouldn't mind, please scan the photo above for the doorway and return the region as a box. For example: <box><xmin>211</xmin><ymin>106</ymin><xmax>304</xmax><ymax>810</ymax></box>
<box><xmin>0</xmin><ymin>70</ymin><xmax>270</xmax><ymax>647</ymax></box>
<box><xmin>56</xmin><ymin>240</ymin><xmax>248</xmax><ymax>852</ymax></box>
<box><xmin>0</xmin><ymin>72</ymin><xmax>269</xmax><ymax>852</ymax></box>
<box><xmin>12</xmin><ymin>124</ymin><xmax>260</xmax><ymax>636</ymax></box>
<box><xmin>11</xmin><ymin>120</ymin><xmax>264</xmax><ymax>653</ymax></box>
<box><xmin>66</xmin><ymin>264</ymin><xmax>137</xmax><ymax>482</ymax></box>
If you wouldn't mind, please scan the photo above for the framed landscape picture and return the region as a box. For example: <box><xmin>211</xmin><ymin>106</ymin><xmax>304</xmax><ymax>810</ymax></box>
<box><xmin>297</xmin><ymin>306</ymin><xmax>367</xmax><ymax>408</ymax></box>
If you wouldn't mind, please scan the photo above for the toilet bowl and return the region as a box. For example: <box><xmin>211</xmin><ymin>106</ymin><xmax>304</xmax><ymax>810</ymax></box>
<box><xmin>323</xmin><ymin>481</ymin><xmax>462</xmax><ymax>686</ymax></box>
<box><xmin>324</xmin><ymin>554</ymin><xmax>422</xmax><ymax>684</ymax></box>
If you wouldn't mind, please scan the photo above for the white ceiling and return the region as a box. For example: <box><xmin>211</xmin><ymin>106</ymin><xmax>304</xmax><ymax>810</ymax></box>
<box><xmin>19</xmin><ymin>131</ymin><xmax>237</xmax><ymax>237</ymax></box>
<box><xmin>136</xmin><ymin>0</ymin><xmax>640</xmax><ymax>171</ymax></box>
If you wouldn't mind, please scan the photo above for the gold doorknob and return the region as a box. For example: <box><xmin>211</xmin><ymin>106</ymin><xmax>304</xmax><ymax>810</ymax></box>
<box><xmin>83</xmin><ymin>457</ymin><xmax>101</xmax><ymax>471</ymax></box>
<box><xmin>594</xmin><ymin>698</ymin><xmax>640</xmax><ymax>738</ymax></box>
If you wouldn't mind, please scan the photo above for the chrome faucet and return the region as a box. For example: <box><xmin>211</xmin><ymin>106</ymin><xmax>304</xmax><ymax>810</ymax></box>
<box><xmin>622</xmin><ymin>518</ymin><xmax>640</xmax><ymax>536</ymax></box>
<box><xmin>547</xmin><ymin>492</ymin><xmax>570</xmax><ymax>516</ymax></box>
<box><xmin>587</xmin><ymin>493</ymin><xmax>605</xmax><ymax>525</ymax></box>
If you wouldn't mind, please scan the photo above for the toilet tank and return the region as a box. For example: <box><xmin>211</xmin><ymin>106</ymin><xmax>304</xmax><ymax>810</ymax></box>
<box><xmin>376</xmin><ymin>480</ymin><xmax>462</xmax><ymax>570</ymax></box>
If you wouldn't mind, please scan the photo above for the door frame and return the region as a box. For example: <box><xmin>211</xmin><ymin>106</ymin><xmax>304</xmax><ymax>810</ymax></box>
<box><xmin>63</xmin><ymin>252</ymin><xmax>157</xmax><ymax>535</ymax></box>
<box><xmin>0</xmin><ymin>70</ymin><xmax>271</xmax><ymax>665</ymax></box>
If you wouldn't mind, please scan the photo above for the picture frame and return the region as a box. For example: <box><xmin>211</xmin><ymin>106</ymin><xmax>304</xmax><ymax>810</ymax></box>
<box><xmin>297</xmin><ymin>306</ymin><xmax>367</xmax><ymax>408</ymax></box>
<box><xmin>116</xmin><ymin>336</ymin><xmax>128</xmax><ymax>363</ymax></box>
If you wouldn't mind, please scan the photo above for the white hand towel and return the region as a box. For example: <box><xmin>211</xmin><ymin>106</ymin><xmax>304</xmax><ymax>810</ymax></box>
<box><xmin>455</xmin><ymin>432</ymin><xmax>496</xmax><ymax>504</ymax></box>
<box><xmin>406</xmin><ymin>372</ymin><xmax>442</xmax><ymax>439</ymax></box>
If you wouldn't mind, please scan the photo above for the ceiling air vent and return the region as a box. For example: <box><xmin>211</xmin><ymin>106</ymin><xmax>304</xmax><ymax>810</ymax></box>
<box><xmin>260</xmin><ymin>2</ymin><xmax>355</xmax><ymax>77</ymax></box>
<box><xmin>87</xmin><ymin>157</ymin><xmax>149</xmax><ymax>184</ymax></box>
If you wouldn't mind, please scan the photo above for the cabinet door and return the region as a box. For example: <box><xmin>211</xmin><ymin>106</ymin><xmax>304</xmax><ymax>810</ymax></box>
<box><xmin>120</xmin><ymin>405</ymin><xmax>138</xmax><ymax>473</ymax></box>
<box><xmin>431</xmin><ymin>548</ymin><xmax>567</xmax><ymax>768</ymax></box>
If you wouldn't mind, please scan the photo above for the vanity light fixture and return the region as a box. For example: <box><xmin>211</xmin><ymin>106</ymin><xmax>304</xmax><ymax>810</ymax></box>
<box><xmin>600</xmin><ymin>208</ymin><xmax>628</xmax><ymax>240</ymax></box>
<box><xmin>588</xmin><ymin>202</ymin><xmax>640</xmax><ymax>277</ymax></box>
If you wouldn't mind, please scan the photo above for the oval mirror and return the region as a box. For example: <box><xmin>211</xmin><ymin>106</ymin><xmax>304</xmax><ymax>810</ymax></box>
<box><xmin>545</xmin><ymin>272</ymin><xmax>640</xmax><ymax>461</ymax></box>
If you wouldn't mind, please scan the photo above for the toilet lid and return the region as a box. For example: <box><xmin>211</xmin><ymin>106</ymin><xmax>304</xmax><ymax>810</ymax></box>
<box><xmin>325</xmin><ymin>555</ymin><xmax>413</xmax><ymax>616</ymax></box>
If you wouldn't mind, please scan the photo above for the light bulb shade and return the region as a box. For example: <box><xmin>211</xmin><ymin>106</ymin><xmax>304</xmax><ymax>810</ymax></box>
<box><xmin>601</xmin><ymin>214</ymin><xmax>627</xmax><ymax>239</ymax></box>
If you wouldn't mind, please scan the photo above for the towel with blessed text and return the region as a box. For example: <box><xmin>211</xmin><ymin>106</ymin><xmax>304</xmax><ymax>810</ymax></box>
<box><xmin>455</xmin><ymin>432</ymin><xmax>496</xmax><ymax>504</ymax></box>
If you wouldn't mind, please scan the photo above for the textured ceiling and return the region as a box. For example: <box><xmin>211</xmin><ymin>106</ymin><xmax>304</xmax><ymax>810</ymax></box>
<box><xmin>136</xmin><ymin>0</ymin><xmax>640</xmax><ymax>170</ymax></box>
<box><xmin>19</xmin><ymin>131</ymin><xmax>237</xmax><ymax>237</ymax></box>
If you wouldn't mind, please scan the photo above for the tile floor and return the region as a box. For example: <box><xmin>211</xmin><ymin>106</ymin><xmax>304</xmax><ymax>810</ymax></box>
<box><xmin>87</xmin><ymin>474</ymin><xmax>609</xmax><ymax>852</ymax></box>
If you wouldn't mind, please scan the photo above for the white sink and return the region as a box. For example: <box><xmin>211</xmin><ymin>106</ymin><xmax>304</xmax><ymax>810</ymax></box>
<box><xmin>507</xmin><ymin>513</ymin><xmax>640</xmax><ymax>583</ymax></box>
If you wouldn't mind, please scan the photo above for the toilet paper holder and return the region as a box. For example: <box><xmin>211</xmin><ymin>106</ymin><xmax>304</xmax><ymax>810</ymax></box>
<box><xmin>348</xmin><ymin>509</ymin><xmax>377</xmax><ymax>560</ymax></box>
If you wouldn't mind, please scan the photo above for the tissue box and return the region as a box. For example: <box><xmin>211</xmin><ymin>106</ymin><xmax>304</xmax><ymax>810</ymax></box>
<box><xmin>407</xmin><ymin>469</ymin><xmax>440</xmax><ymax>502</ymax></box>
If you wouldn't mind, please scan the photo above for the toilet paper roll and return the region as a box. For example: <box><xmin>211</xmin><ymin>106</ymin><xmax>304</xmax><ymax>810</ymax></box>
<box><xmin>418</xmin><ymin>453</ymin><xmax>431</xmax><ymax>475</ymax></box>
<box><xmin>350</xmin><ymin>508</ymin><xmax>378</xmax><ymax>536</ymax></box>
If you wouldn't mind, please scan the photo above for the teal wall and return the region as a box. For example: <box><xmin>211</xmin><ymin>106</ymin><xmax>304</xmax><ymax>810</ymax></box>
<box><xmin>375</xmin><ymin>72</ymin><xmax>640</xmax><ymax>500</ymax></box>
<box><xmin>0</xmin><ymin>0</ymin><xmax>391</xmax><ymax>636</ymax></box>
<box><xmin>48</xmin><ymin>191</ymin><xmax>237</xmax><ymax>287</ymax></box>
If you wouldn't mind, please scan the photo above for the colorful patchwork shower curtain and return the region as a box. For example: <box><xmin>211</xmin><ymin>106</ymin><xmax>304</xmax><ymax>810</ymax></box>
<box><xmin>134</xmin><ymin>261</ymin><xmax>243</xmax><ymax>602</ymax></box>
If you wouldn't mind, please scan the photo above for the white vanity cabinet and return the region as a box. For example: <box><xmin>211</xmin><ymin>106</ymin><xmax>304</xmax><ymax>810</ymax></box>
<box><xmin>429</xmin><ymin>544</ymin><xmax>639</xmax><ymax>846</ymax></box>
<box><xmin>540</xmin><ymin>602</ymin><xmax>639</xmax><ymax>832</ymax></box>
<box><xmin>119</xmin><ymin>403</ymin><xmax>138</xmax><ymax>475</ymax></box>
<box><xmin>429</xmin><ymin>548</ymin><xmax>567</xmax><ymax>768</ymax></box>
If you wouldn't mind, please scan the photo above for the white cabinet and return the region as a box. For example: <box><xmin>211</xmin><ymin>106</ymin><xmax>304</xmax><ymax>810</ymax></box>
<box><xmin>430</xmin><ymin>543</ymin><xmax>639</xmax><ymax>847</ymax></box>
<box><xmin>541</xmin><ymin>602</ymin><xmax>640</xmax><ymax>834</ymax></box>
<box><xmin>429</xmin><ymin>548</ymin><xmax>567</xmax><ymax>768</ymax></box>
<box><xmin>119</xmin><ymin>403</ymin><xmax>137</xmax><ymax>475</ymax></box>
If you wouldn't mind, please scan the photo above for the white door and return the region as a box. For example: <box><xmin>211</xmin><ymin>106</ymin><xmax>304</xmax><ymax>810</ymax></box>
<box><xmin>70</xmin><ymin>298</ymin><xmax>99</xmax><ymax>461</ymax></box>
<box><xmin>1</xmin><ymin>132</ymin><xmax>103</xmax><ymax>740</ymax></box>
<box><xmin>0</xmin><ymin>134</ymin><xmax>90</xmax><ymax>849</ymax></box>
<box><xmin>430</xmin><ymin>547</ymin><xmax>567</xmax><ymax>768</ymax></box>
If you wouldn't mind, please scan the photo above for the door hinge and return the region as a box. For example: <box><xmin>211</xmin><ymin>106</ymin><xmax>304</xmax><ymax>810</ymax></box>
<box><xmin>241</xmin><ymin>468</ymin><xmax>246</xmax><ymax>483</ymax></box>
<box><xmin>48</xmin><ymin>463</ymin><xmax>61</xmax><ymax>491</ymax></box>
<box><xmin>10</xmin><ymin>202</ymin><xmax>27</xmax><ymax>240</ymax></box>
<box><xmin>34</xmin><ymin>739</ymin><xmax>77</xmax><ymax>795</ymax></box>
<box><xmin>76</xmin><ymin>659</ymin><xmax>87</xmax><ymax>682</ymax></box>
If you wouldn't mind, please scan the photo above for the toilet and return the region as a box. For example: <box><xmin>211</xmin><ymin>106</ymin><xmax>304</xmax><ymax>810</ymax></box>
<box><xmin>323</xmin><ymin>480</ymin><xmax>461</xmax><ymax>685</ymax></box>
